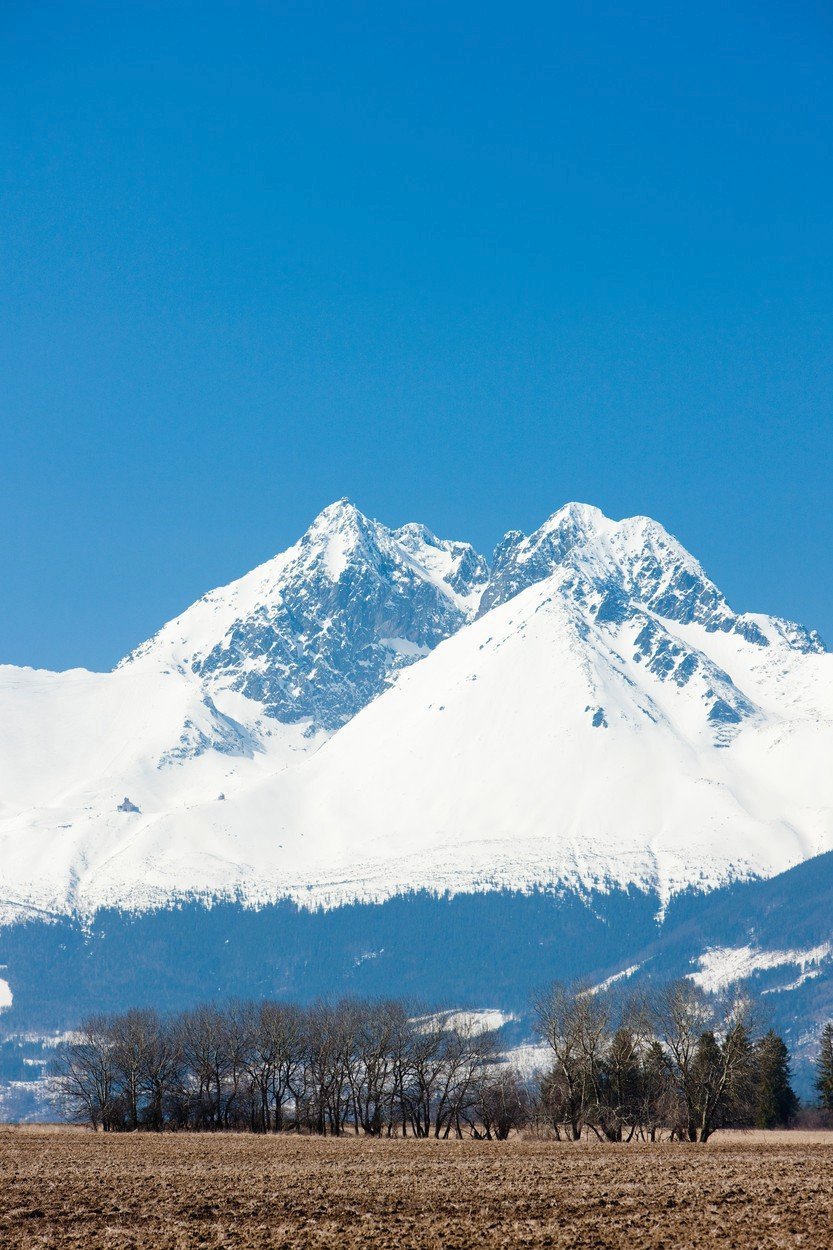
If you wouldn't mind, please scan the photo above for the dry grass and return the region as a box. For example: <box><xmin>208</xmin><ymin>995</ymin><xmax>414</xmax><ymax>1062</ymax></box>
<box><xmin>1</xmin><ymin>1127</ymin><xmax>832</xmax><ymax>1248</ymax></box>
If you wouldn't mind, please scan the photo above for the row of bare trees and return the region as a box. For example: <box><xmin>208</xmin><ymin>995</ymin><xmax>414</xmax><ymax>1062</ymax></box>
<box><xmin>54</xmin><ymin>982</ymin><xmax>797</xmax><ymax>1140</ymax></box>
<box><xmin>54</xmin><ymin>1000</ymin><xmax>527</xmax><ymax>1137</ymax></box>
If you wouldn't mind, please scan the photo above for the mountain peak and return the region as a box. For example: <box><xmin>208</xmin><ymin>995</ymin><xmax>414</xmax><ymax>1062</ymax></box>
<box><xmin>479</xmin><ymin>503</ymin><xmax>613</xmax><ymax>614</ymax></box>
<box><xmin>479</xmin><ymin>503</ymin><xmax>821</xmax><ymax>654</ymax></box>
<box><xmin>301</xmin><ymin>499</ymin><xmax>381</xmax><ymax>582</ymax></box>
<box><xmin>523</xmin><ymin>504</ymin><xmax>688</xmax><ymax>571</ymax></box>
<box><xmin>308</xmin><ymin>497</ymin><xmax>362</xmax><ymax>528</ymax></box>
<box><xmin>393</xmin><ymin>521</ymin><xmax>490</xmax><ymax>615</ymax></box>
<box><xmin>395</xmin><ymin>520</ymin><xmax>439</xmax><ymax>548</ymax></box>
<box><xmin>122</xmin><ymin>501</ymin><xmax>488</xmax><ymax>732</ymax></box>
<box><xmin>542</xmin><ymin>500</ymin><xmax>607</xmax><ymax>531</ymax></box>
<box><xmin>305</xmin><ymin>497</ymin><xmax>374</xmax><ymax>543</ymax></box>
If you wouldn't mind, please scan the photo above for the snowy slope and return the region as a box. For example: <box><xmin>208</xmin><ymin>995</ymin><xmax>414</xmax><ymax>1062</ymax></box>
<box><xmin>0</xmin><ymin>501</ymin><xmax>830</xmax><ymax>919</ymax></box>
<box><xmin>0</xmin><ymin>661</ymin><xmax>321</xmax><ymax>920</ymax></box>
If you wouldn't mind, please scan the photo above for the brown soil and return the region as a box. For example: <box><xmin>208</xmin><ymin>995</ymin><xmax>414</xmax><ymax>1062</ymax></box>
<box><xmin>0</xmin><ymin>1127</ymin><xmax>831</xmax><ymax>1248</ymax></box>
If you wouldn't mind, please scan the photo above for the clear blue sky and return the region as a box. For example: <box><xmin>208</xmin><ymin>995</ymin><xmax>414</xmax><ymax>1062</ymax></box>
<box><xmin>2</xmin><ymin>1</ymin><xmax>832</xmax><ymax>671</ymax></box>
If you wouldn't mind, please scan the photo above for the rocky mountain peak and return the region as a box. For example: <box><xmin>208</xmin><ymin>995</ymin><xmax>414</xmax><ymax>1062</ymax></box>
<box><xmin>122</xmin><ymin>501</ymin><xmax>489</xmax><ymax>732</ymax></box>
<box><xmin>480</xmin><ymin>503</ymin><xmax>824</xmax><ymax>654</ymax></box>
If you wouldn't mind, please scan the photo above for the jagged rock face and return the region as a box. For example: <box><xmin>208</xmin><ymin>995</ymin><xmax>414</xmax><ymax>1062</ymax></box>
<box><xmin>393</xmin><ymin>522</ymin><xmax>490</xmax><ymax>609</ymax></box>
<box><xmin>158</xmin><ymin>696</ymin><xmax>259</xmax><ymax>766</ymax></box>
<box><xmin>125</xmin><ymin>501</ymin><xmax>489</xmax><ymax>732</ymax></box>
<box><xmin>483</xmin><ymin>503</ymin><xmax>824</xmax><ymax>651</ymax></box>
<box><xmin>482</xmin><ymin>503</ymin><xmax>827</xmax><ymax>653</ymax></box>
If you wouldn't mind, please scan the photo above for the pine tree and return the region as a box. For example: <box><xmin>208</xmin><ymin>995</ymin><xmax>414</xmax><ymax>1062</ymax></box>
<box><xmin>815</xmin><ymin>1022</ymin><xmax>833</xmax><ymax>1111</ymax></box>
<box><xmin>753</xmin><ymin>1030</ymin><xmax>798</xmax><ymax>1128</ymax></box>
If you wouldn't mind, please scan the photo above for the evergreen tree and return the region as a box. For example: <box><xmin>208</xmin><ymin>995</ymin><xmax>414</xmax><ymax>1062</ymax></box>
<box><xmin>753</xmin><ymin>1030</ymin><xmax>798</xmax><ymax>1128</ymax></box>
<box><xmin>815</xmin><ymin>1022</ymin><xmax>833</xmax><ymax>1111</ymax></box>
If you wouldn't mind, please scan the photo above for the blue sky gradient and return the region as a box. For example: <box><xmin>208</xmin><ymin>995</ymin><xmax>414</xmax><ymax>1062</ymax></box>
<box><xmin>2</xmin><ymin>1</ymin><xmax>832</xmax><ymax>670</ymax></box>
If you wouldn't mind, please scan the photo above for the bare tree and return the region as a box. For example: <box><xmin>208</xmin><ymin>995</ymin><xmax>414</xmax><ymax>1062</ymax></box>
<box><xmin>138</xmin><ymin>1009</ymin><xmax>182</xmax><ymax>1131</ymax></box>
<box><xmin>178</xmin><ymin>1005</ymin><xmax>232</xmax><ymax>1130</ymax></box>
<box><xmin>474</xmin><ymin>1065</ymin><xmax>530</xmax><ymax>1139</ymax></box>
<box><xmin>243</xmin><ymin>1000</ymin><xmax>303</xmax><ymax>1132</ymax></box>
<box><xmin>110</xmin><ymin>1009</ymin><xmax>164</xmax><ymax>1131</ymax></box>
<box><xmin>53</xmin><ymin>1016</ymin><xmax>118</xmax><ymax>1131</ymax></box>
<box><xmin>656</xmin><ymin>981</ymin><xmax>754</xmax><ymax>1142</ymax></box>
<box><xmin>533</xmin><ymin>983</ymin><xmax>603</xmax><ymax>1140</ymax></box>
<box><xmin>344</xmin><ymin>1000</ymin><xmax>404</xmax><ymax>1136</ymax></box>
<box><xmin>397</xmin><ymin>1012</ymin><xmax>448</xmax><ymax>1138</ymax></box>
<box><xmin>433</xmin><ymin>1015</ymin><xmax>498</xmax><ymax>1139</ymax></box>
<box><xmin>300</xmin><ymin>1001</ymin><xmax>353</xmax><ymax>1135</ymax></box>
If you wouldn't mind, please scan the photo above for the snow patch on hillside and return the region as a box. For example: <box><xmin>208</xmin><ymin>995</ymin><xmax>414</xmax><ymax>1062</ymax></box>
<box><xmin>688</xmin><ymin>943</ymin><xmax>833</xmax><ymax>993</ymax></box>
<box><xmin>587</xmin><ymin>965</ymin><xmax>642</xmax><ymax>995</ymax></box>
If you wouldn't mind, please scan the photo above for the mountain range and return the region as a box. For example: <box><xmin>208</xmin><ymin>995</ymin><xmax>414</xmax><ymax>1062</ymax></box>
<box><xmin>1</xmin><ymin>499</ymin><xmax>832</xmax><ymax>1097</ymax></box>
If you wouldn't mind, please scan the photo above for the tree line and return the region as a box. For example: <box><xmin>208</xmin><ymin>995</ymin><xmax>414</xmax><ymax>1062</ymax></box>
<box><xmin>54</xmin><ymin>981</ymin><xmax>822</xmax><ymax>1140</ymax></box>
<box><xmin>54</xmin><ymin>1000</ymin><xmax>521</xmax><ymax>1138</ymax></box>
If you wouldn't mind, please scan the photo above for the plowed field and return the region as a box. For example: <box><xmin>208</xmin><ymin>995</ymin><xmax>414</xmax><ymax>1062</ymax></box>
<box><xmin>1</xmin><ymin>1127</ymin><xmax>830</xmax><ymax>1248</ymax></box>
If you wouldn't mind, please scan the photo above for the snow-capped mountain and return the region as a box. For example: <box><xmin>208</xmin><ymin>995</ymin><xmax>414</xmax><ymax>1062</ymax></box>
<box><xmin>122</xmin><ymin>498</ymin><xmax>488</xmax><ymax>731</ymax></box>
<box><xmin>0</xmin><ymin>499</ymin><xmax>830</xmax><ymax>923</ymax></box>
<box><xmin>0</xmin><ymin>499</ymin><xmax>490</xmax><ymax>917</ymax></box>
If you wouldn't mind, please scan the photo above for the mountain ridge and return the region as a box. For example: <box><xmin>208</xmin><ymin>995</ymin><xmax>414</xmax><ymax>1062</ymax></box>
<box><xmin>0</xmin><ymin>498</ymin><xmax>830</xmax><ymax>924</ymax></box>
